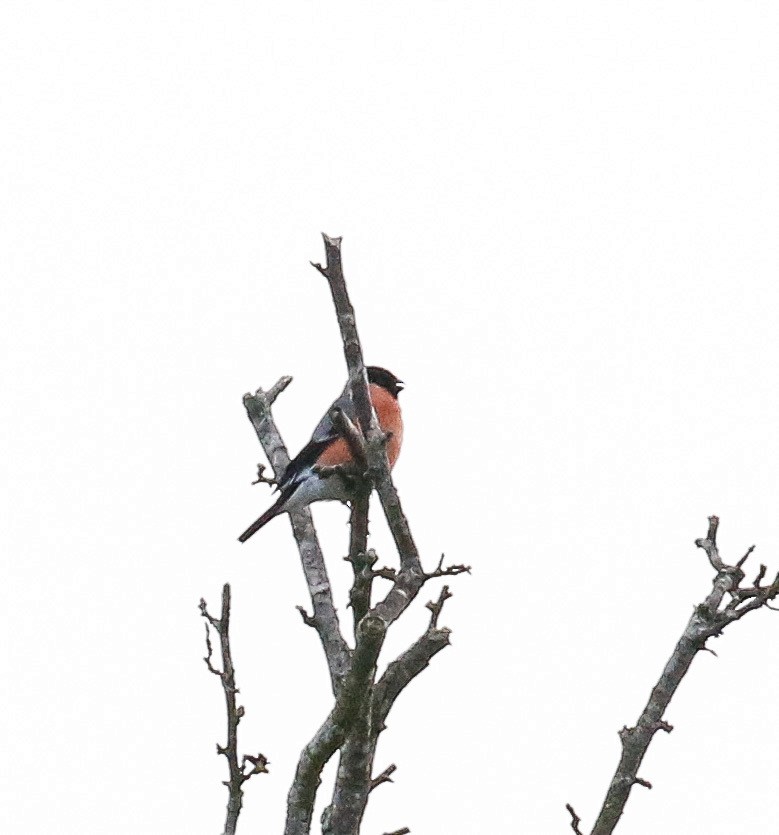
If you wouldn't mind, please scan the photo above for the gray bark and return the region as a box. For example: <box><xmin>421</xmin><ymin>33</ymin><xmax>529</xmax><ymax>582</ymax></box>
<box><xmin>238</xmin><ymin>235</ymin><xmax>469</xmax><ymax>835</ymax></box>
<box><xmin>574</xmin><ymin>516</ymin><xmax>779</xmax><ymax>835</ymax></box>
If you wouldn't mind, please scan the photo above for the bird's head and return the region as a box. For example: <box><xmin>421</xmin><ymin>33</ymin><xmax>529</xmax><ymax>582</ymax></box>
<box><xmin>366</xmin><ymin>366</ymin><xmax>404</xmax><ymax>398</ymax></box>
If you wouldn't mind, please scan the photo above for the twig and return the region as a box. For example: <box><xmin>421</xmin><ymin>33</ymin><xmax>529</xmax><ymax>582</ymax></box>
<box><xmin>200</xmin><ymin>585</ymin><xmax>267</xmax><ymax>835</ymax></box>
<box><xmin>266</xmin><ymin>375</ymin><xmax>293</xmax><ymax>403</ymax></box>
<box><xmin>383</xmin><ymin>829</ymin><xmax>411</xmax><ymax>835</ymax></box>
<box><xmin>566</xmin><ymin>803</ymin><xmax>584</xmax><ymax>835</ymax></box>
<box><xmin>587</xmin><ymin>516</ymin><xmax>779</xmax><ymax>835</ymax></box>
<box><xmin>370</xmin><ymin>763</ymin><xmax>397</xmax><ymax>791</ymax></box>
<box><xmin>425</xmin><ymin>553</ymin><xmax>472</xmax><ymax>580</ymax></box>
<box><xmin>373</xmin><ymin>604</ymin><xmax>453</xmax><ymax>730</ymax></box>
<box><xmin>426</xmin><ymin>585</ymin><xmax>453</xmax><ymax>629</ymax></box>
<box><xmin>251</xmin><ymin>463</ymin><xmax>276</xmax><ymax>487</ymax></box>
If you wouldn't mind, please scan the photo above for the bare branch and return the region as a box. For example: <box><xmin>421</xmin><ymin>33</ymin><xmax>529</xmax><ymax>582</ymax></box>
<box><xmin>312</xmin><ymin>234</ymin><xmax>373</xmax><ymax>434</ymax></box>
<box><xmin>320</xmin><ymin>613</ymin><xmax>386</xmax><ymax>835</ymax></box>
<box><xmin>242</xmin><ymin>753</ymin><xmax>270</xmax><ymax>779</ymax></box>
<box><xmin>251</xmin><ymin>463</ymin><xmax>276</xmax><ymax>487</ymax></box>
<box><xmin>296</xmin><ymin>606</ymin><xmax>316</xmax><ymax>628</ymax></box>
<box><xmin>588</xmin><ymin>517</ymin><xmax>779</xmax><ymax>835</ymax></box>
<box><xmin>373</xmin><ymin>618</ymin><xmax>452</xmax><ymax>730</ymax></box>
<box><xmin>243</xmin><ymin>383</ymin><xmax>350</xmax><ymax>694</ymax></box>
<box><xmin>426</xmin><ymin>585</ymin><xmax>453</xmax><ymax>629</ymax></box>
<box><xmin>286</xmin><ymin>714</ymin><xmax>347</xmax><ymax>835</ymax></box>
<box><xmin>201</xmin><ymin>621</ymin><xmax>221</xmax><ymax>677</ymax></box>
<box><xmin>694</xmin><ymin>514</ymin><xmax>724</xmax><ymax>571</ymax></box>
<box><xmin>753</xmin><ymin>563</ymin><xmax>766</xmax><ymax>587</ymax></box>
<box><xmin>425</xmin><ymin>553</ymin><xmax>472</xmax><ymax>580</ymax></box>
<box><xmin>736</xmin><ymin>544</ymin><xmax>756</xmax><ymax>568</ymax></box>
<box><xmin>288</xmin><ymin>236</ymin><xmax>468</xmax><ymax>833</ymax></box>
<box><xmin>370</xmin><ymin>763</ymin><xmax>397</xmax><ymax>792</ymax></box>
<box><xmin>347</xmin><ymin>490</ymin><xmax>372</xmax><ymax>636</ymax></box>
<box><xmin>200</xmin><ymin>585</ymin><xmax>267</xmax><ymax>835</ymax></box>
<box><xmin>313</xmin><ymin>233</ymin><xmax>423</xmax><ymax>580</ymax></box>
<box><xmin>383</xmin><ymin>829</ymin><xmax>411</xmax><ymax>835</ymax></box>
<box><xmin>566</xmin><ymin>803</ymin><xmax>584</xmax><ymax>835</ymax></box>
<box><xmin>267</xmin><ymin>375</ymin><xmax>293</xmax><ymax>403</ymax></box>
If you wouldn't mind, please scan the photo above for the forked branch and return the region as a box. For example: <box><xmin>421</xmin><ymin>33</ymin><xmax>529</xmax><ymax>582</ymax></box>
<box><xmin>574</xmin><ymin>516</ymin><xmax>779</xmax><ymax>835</ymax></box>
<box><xmin>238</xmin><ymin>235</ymin><xmax>468</xmax><ymax>835</ymax></box>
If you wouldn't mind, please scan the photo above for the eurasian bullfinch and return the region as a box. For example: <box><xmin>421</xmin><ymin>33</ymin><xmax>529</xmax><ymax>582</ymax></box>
<box><xmin>238</xmin><ymin>366</ymin><xmax>403</xmax><ymax>541</ymax></box>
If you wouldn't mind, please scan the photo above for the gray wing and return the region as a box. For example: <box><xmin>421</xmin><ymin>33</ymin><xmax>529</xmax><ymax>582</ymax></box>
<box><xmin>309</xmin><ymin>381</ymin><xmax>357</xmax><ymax>443</ymax></box>
<box><xmin>277</xmin><ymin>380</ymin><xmax>357</xmax><ymax>488</ymax></box>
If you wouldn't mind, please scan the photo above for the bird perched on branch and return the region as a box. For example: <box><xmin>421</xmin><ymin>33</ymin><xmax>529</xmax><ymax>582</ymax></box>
<box><xmin>238</xmin><ymin>366</ymin><xmax>403</xmax><ymax>542</ymax></box>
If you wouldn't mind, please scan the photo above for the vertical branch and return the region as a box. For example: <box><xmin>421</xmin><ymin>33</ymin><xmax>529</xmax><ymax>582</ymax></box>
<box><xmin>311</xmin><ymin>233</ymin><xmax>373</xmax><ymax>431</ymax></box>
<box><xmin>309</xmin><ymin>233</ymin><xmax>468</xmax><ymax>834</ymax></box>
<box><xmin>311</xmin><ymin>233</ymin><xmax>422</xmax><ymax>578</ymax></box>
<box><xmin>347</xmin><ymin>488</ymin><xmax>372</xmax><ymax>637</ymax></box>
<box><xmin>322</xmin><ymin>711</ymin><xmax>379</xmax><ymax>835</ymax></box>
<box><xmin>200</xmin><ymin>584</ymin><xmax>268</xmax><ymax>835</ymax></box>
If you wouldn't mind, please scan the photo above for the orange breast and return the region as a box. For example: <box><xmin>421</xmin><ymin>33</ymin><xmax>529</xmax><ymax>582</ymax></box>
<box><xmin>315</xmin><ymin>383</ymin><xmax>403</xmax><ymax>469</ymax></box>
<box><xmin>370</xmin><ymin>382</ymin><xmax>403</xmax><ymax>468</ymax></box>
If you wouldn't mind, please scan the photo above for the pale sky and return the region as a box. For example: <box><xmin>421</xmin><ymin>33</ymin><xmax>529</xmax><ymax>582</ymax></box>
<box><xmin>2</xmin><ymin>3</ymin><xmax>778</xmax><ymax>834</ymax></box>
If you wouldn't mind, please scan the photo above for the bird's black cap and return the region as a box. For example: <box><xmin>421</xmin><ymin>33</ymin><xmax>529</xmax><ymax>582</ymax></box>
<box><xmin>366</xmin><ymin>366</ymin><xmax>404</xmax><ymax>398</ymax></box>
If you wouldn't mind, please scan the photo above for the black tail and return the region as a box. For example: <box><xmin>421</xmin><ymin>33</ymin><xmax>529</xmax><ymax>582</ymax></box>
<box><xmin>238</xmin><ymin>499</ymin><xmax>283</xmax><ymax>542</ymax></box>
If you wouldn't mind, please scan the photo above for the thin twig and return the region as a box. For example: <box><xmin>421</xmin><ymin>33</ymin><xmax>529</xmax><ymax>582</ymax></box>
<box><xmin>200</xmin><ymin>585</ymin><xmax>267</xmax><ymax>835</ymax></box>
<box><xmin>425</xmin><ymin>553</ymin><xmax>472</xmax><ymax>580</ymax></box>
<box><xmin>251</xmin><ymin>463</ymin><xmax>276</xmax><ymax>487</ymax></box>
<box><xmin>370</xmin><ymin>763</ymin><xmax>397</xmax><ymax>791</ymax></box>
<box><xmin>566</xmin><ymin>803</ymin><xmax>584</xmax><ymax>835</ymax></box>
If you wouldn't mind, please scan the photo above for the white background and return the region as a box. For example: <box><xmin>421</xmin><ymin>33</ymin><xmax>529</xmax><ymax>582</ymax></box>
<box><xmin>2</xmin><ymin>3</ymin><xmax>778</xmax><ymax>834</ymax></box>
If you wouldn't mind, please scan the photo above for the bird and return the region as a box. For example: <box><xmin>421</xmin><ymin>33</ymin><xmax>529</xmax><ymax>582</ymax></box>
<box><xmin>238</xmin><ymin>366</ymin><xmax>403</xmax><ymax>542</ymax></box>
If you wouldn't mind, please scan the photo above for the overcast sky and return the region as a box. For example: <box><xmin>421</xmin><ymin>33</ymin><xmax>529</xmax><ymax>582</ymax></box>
<box><xmin>2</xmin><ymin>3</ymin><xmax>778</xmax><ymax>834</ymax></box>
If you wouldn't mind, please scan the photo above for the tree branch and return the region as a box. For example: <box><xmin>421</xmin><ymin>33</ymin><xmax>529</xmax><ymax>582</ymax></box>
<box><xmin>309</xmin><ymin>234</ymin><xmax>469</xmax><ymax>834</ymax></box>
<box><xmin>244</xmin><ymin>379</ymin><xmax>360</xmax><ymax>834</ymax></box>
<box><xmin>285</xmin><ymin>714</ymin><xmax>347</xmax><ymax>835</ymax></box>
<box><xmin>586</xmin><ymin>516</ymin><xmax>779</xmax><ymax>835</ymax></box>
<box><xmin>373</xmin><ymin>587</ymin><xmax>454</xmax><ymax>728</ymax></box>
<box><xmin>279</xmin><ymin>235</ymin><xmax>469</xmax><ymax>834</ymax></box>
<box><xmin>346</xmin><ymin>490</ymin><xmax>372</xmax><ymax>637</ymax></box>
<box><xmin>312</xmin><ymin>233</ymin><xmax>423</xmax><ymax>579</ymax></box>
<box><xmin>200</xmin><ymin>585</ymin><xmax>268</xmax><ymax>835</ymax></box>
<box><xmin>243</xmin><ymin>381</ymin><xmax>351</xmax><ymax>694</ymax></box>
<box><xmin>566</xmin><ymin>803</ymin><xmax>584</xmax><ymax>835</ymax></box>
<box><xmin>370</xmin><ymin>763</ymin><xmax>397</xmax><ymax>791</ymax></box>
